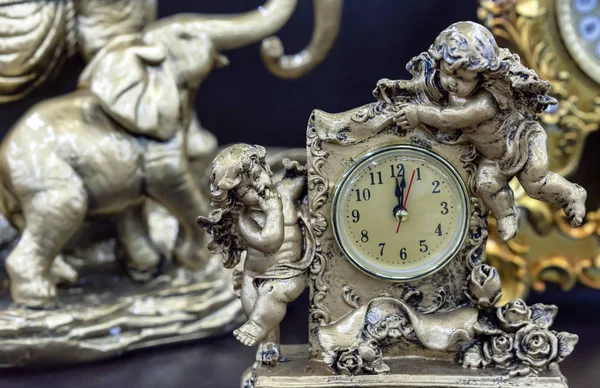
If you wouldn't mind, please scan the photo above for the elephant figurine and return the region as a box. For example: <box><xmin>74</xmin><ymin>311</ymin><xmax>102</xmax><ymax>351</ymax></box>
<box><xmin>0</xmin><ymin>0</ymin><xmax>343</xmax><ymax>102</ymax></box>
<box><xmin>0</xmin><ymin>0</ymin><xmax>335</xmax><ymax>308</ymax></box>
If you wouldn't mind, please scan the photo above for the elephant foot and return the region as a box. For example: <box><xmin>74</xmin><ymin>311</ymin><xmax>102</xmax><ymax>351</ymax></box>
<box><xmin>174</xmin><ymin>239</ymin><xmax>208</xmax><ymax>270</ymax></box>
<box><xmin>6</xmin><ymin>255</ymin><xmax>57</xmax><ymax>308</ymax></box>
<box><xmin>10</xmin><ymin>278</ymin><xmax>57</xmax><ymax>309</ymax></box>
<box><xmin>126</xmin><ymin>254</ymin><xmax>166</xmax><ymax>282</ymax></box>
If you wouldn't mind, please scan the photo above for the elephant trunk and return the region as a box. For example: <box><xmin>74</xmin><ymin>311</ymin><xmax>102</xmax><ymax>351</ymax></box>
<box><xmin>261</xmin><ymin>0</ymin><xmax>343</xmax><ymax>79</ymax></box>
<box><xmin>152</xmin><ymin>0</ymin><xmax>298</xmax><ymax>52</ymax></box>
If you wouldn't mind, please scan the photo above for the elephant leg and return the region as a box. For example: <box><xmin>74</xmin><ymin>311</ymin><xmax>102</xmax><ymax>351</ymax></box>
<box><xmin>118</xmin><ymin>204</ymin><xmax>164</xmax><ymax>281</ymax></box>
<box><xmin>144</xmin><ymin>135</ymin><xmax>209</xmax><ymax>270</ymax></box>
<box><xmin>49</xmin><ymin>254</ymin><xmax>79</xmax><ymax>285</ymax></box>
<box><xmin>6</xmin><ymin>177</ymin><xmax>87</xmax><ymax>307</ymax></box>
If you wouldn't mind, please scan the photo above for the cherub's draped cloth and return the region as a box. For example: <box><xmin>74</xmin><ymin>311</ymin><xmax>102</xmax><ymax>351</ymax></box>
<box><xmin>253</xmin><ymin>208</ymin><xmax>315</xmax><ymax>285</ymax></box>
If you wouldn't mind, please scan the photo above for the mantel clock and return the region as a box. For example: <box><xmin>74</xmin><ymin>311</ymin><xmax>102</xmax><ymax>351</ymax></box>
<box><xmin>201</xmin><ymin>21</ymin><xmax>585</xmax><ymax>388</ymax></box>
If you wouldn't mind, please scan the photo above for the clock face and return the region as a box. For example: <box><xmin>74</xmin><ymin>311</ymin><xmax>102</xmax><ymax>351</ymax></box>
<box><xmin>557</xmin><ymin>0</ymin><xmax>600</xmax><ymax>84</ymax></box>
<box><xmin>332</xmin><ymin>145</ymin><xmax>469</xmax><ymax>281</ymax></box>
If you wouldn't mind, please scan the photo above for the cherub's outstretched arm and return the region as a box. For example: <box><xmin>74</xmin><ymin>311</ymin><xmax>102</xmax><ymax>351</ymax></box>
<box><xmin>237</xmin><ymin>194</ymin><xmax>284</xmax><ymax>253</ymax></box>
<box><xmin>373</xmin><ymin>78</ymin><xmax>416</xmax><ymax>102</ymax></box>
<box><xmin>416</xmin><ymin>93</ymin><xmax>496</xmax><ymax>131</ymax></box>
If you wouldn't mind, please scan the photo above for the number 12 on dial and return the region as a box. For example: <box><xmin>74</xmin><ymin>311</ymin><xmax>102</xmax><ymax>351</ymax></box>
<box><xmin>332</xmin><ymin>145</ymin><xmax>469</xmax><ymax>281</ymax></box>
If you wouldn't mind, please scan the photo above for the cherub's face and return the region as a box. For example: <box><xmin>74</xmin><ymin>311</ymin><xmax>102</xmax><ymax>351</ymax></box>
<box><xmin>439</xmin><ymin>61</ymin><xmax>480</xmax><ymax>98</ymax></box>
<box><xmin>234</xmin><ymin>162</ymin><xmax>273</xmax><ymax>206</ymax></box>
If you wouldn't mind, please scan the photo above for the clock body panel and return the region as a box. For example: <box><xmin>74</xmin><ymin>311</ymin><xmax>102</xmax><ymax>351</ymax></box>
<box><xmin>332</xmin><ymin>145</ymin><xmax>470</xmax><ymax>281</ymax></box>
<box><xmin>306</xmin><ymin>124</ymin><xmax>485</xmax><ymax>358</ymax></box>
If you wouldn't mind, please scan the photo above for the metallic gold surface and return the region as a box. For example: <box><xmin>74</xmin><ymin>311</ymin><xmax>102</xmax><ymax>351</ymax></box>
<box><xmin>199</xmin><ymin>145</ymin><xmax>312</xmax><ymax>364</ymax></box>
<box><xmin>0</xmin><ymin>0</ymin><xmax>76</xmax><ymax>102</ymax></box>
<box><xmin>488</xmin><ymin>183</ymin><xmax>600</xmax><ymax>304</ymax></box>
<box><xmin>478</xmin><ymin>0</ymin><xmax>600</xmax><ymax>300</ymax></box>
<box><xmin>0</xmin><ymin>0</ymin><xmax>343</xmax><ymax>101</ymax></box>
<box><xmin>201</xmin><ymin>22</ymin><xmax>582</xmax><ymax>386</ymax></box>
<box><xmin>0</xmin><ymin>260</ymin><xmax>243</xmax><ymax>368</ymax></box>
<box><xmin>0</xmin><ymin>145</ymin><xmax>298</xmax><ymax>367</ymax></box>
<box><xmin>0</xmin><ymin>0</ymin><xmax>340</xmax><ymax>367</ymax></box>
<box><xmin>252</xmin><ymin>345</ymin><xmax>570</xmax><ymax>388</ymax></box>
<box><xmin>261</xmin><ymin>0</ymin><xmax>343</xmax><ymax>78</ymax></box>
<box><xmin>478</xmin><ymin>0</ymin><xmax>600</xmax><ymax>177</ymax></box>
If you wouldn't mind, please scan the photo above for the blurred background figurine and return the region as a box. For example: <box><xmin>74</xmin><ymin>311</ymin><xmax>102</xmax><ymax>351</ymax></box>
<box><xmin>0</xmin><ymin>0</ymin><xmax>342</xmax><ymax>367</ymax></box>
<box><xmin>0</xmin><ymin>0</ymin><xmax>342</xmax><ymax>101</ymax></box>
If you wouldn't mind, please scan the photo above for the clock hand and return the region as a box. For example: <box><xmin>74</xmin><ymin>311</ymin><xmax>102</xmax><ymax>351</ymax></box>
<box><xmin>402</xmin><ymin>170</ymin><xmax>416</xmax><ymax>210</ymax></box>
<box><xmin>400</xmin><ymin>175</ymin><xmax>406</xmax><ymax>206</ymax></box>
<box><xmin>394</xmin><ymin>176</ymin><xmax>406</xmax><ymax>233</ymax></box>
<box><xmin>396</xmin><ymin>170</ymin><xmax>416</xmax><ymax>234</ymax></box>
<box><xmin>394</xmin><ymin>176</ymin><xmax>404</xmax><ymax>211</ymax></box>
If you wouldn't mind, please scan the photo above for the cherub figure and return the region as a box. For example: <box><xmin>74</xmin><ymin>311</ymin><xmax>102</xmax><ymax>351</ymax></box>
<box><xmin>197</xmin><ymin>144</ymin><xmax>312</xmax><ymax>364</ymax></box>
<box><xmin>376</xmin><ymin>21</ymin><xmax>586</xmax><ymax>241</ymax></box>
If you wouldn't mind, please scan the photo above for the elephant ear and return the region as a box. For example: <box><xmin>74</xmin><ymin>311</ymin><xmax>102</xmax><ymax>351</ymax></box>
<box><xmin>79</xmin><ymin>34</ymin><xmax>181</xmax><ymax>141</ymax></box>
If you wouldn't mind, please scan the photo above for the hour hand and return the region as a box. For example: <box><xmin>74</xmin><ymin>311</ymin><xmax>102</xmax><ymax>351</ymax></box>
<box><xmin>400</xmin><ymin>176</ymin><xmax>407</xmax><ymax>206</ymax></box>
<box><xmin>394</xmin><ymin>177</ymin><xmax>404</xmax><ymax>211</ymax></box>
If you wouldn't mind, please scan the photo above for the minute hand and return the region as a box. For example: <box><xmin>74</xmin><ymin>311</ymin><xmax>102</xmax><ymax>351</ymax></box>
<box><xmin>396</xmin><ymin>170</ymin><xmax>416</xmax><ymax>234</ymax></box>
<box><xmin>402</xmin><ymin>170</ymin><xmax>416</xmax><ymax>210</ymax></box>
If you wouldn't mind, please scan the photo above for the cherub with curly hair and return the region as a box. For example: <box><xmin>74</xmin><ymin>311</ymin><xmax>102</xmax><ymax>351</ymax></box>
<box><xmin>375</xmin><ymin>21</ymin><xmax>586</xmax><ymax>241</ymax></box>
<box><xmin>197</xmin><ymin>144</ymin><xmax>312</xmax><ymax>364</ymax></box>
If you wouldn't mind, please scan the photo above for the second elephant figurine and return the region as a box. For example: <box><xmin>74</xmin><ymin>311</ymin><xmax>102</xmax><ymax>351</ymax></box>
<box><xmin>0</xmin><ymin>0</ymin><xmax>305</xmax><ymax>307</ymax></box>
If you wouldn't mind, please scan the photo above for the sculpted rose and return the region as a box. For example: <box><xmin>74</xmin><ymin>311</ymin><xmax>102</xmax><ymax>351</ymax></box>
<box><xmin>515</xmin><ymin>324</ymin><xmax>558</xmax><ymax>368</ymax></box>
<box><xmin>496</xmin><ymin>299</ymin><xmax>531</xmax><ymax>331</ymax></box>
<box><xmin>483</xmin><ymin>334</ymin><xmax>515</xmax><ymax>366</ymax></box>
<box><xmin>336</xmin><ymin>349</ymin><xmax>363</xmax><ymax>375</ymax></box>
<box><xmin>468</xmin><ymin>264</ymin><xmax>502</xmax><ymax>308</ymax></box>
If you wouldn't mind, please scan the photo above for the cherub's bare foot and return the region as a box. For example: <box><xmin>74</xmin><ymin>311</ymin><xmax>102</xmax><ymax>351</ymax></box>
<box><xmin>257</xmin><ymin>342</ymin><xmax>281</xmax><ymax>365</ymax></box>
<box><xmin>564</xmin><ymin>186</ymin><xmax>587</xmax><ymax>227</ymax></box>
<box><xmin>234</xmin><ymin>320</ymin><xmax>267</xmax><ymax>346</ymax></box>
<box><xmin>496</xmin><ymin>213</ymin><xmax>519</xmax><ymax>242</ymax></box>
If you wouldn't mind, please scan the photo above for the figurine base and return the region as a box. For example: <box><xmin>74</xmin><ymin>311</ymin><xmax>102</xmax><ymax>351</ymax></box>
<box><xmin>0</xmin><ymin>264</ymin><xmax>244</xmax><ymax>368</ymax></box>
<box><xmin>252</xmin><ymin>346</ymin><xmax>569</xmax><ymax>388</ymax></box>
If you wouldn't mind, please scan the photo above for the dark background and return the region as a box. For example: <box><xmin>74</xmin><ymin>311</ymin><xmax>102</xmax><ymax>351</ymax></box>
<box><xmin>1</xmin><ymin>1</ymin><xmax>599</xmax><ymax>387</ymax></box>
<box><xmin>0</xmin><ymin>0</ymin><xmax>482</xmax><ymax>148</ymax></box>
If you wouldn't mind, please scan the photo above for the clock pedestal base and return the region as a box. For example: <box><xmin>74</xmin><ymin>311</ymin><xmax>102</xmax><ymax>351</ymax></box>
<box><xmin>252</xmin><ymin>345</ymin><xmax>569</xmax><ymax>388</ymax></box>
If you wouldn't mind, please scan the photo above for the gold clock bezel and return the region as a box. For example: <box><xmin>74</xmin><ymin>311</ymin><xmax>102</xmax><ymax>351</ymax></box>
<box><xmin>556</xmin><ymin>0</ymin><xmax>600</xmax><ymax>85</ymax></box>
<box><xmin>331</xmin><ymin>144</ymin><xmax>470</xmax><ymax>282</ymax></box>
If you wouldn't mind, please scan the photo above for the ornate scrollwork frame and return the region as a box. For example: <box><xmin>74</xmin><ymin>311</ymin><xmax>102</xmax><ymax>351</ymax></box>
<box><xmin>478</xmin><ymin>0</ymin><xmax>600</xmax><ymax>177</ymax></box>
<box><xmin>306</xmin><ymin>120</ymin><xmax>332</xmax><ymax>326</ymax></box>
<box><xmin>478</xmin><ymin>0</ymin><xmax>600</xmax><ymax>300</ymax></box>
